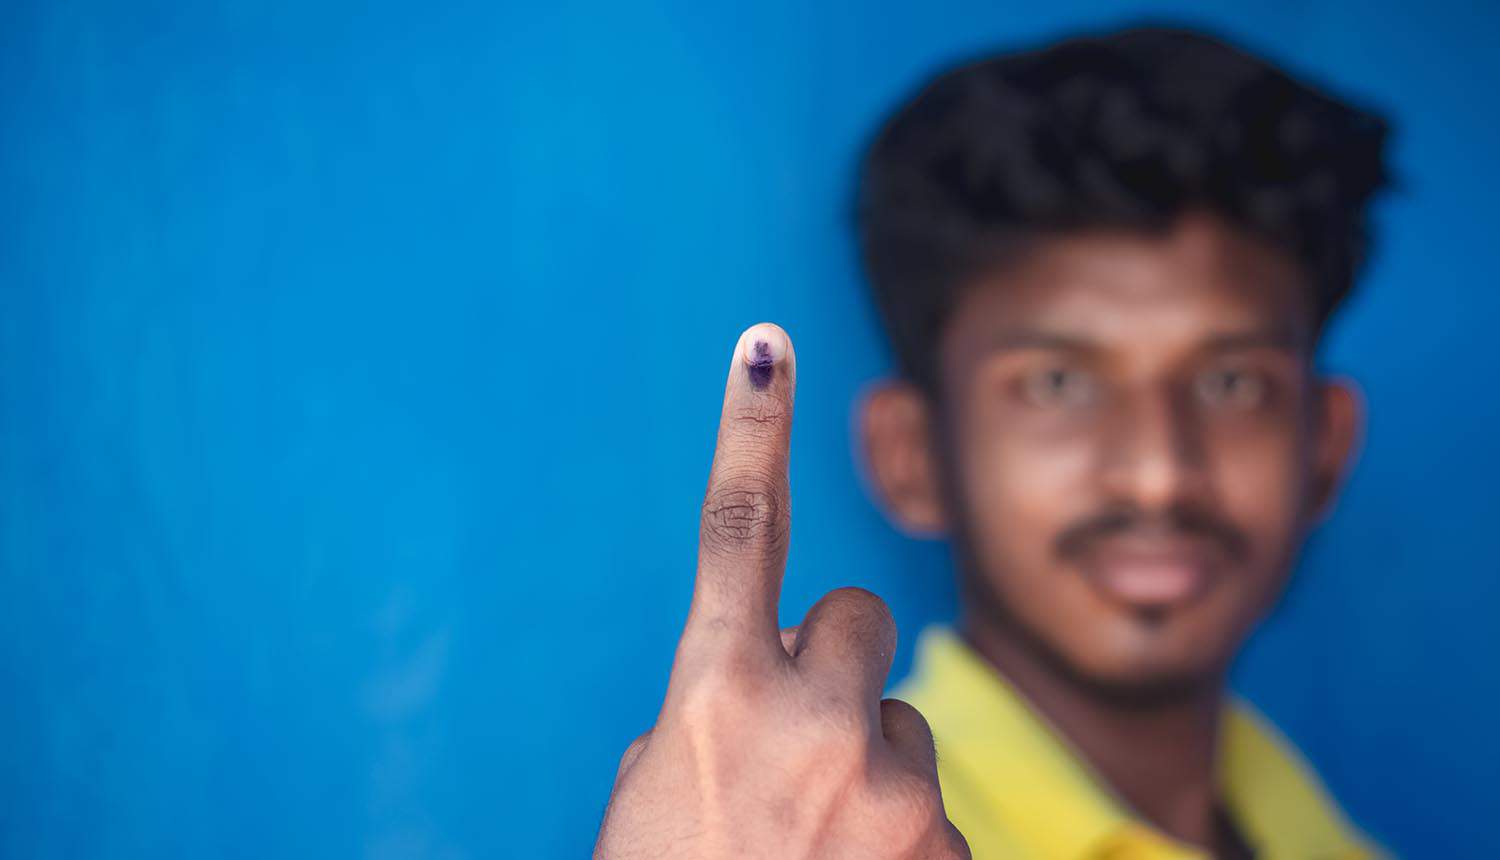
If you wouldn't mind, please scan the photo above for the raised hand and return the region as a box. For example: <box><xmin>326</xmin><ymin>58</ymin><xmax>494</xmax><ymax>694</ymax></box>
<box><xmin>593</xmin><ymin>323</ymin><xmax>969</xmax><ymax>860</ymax></box>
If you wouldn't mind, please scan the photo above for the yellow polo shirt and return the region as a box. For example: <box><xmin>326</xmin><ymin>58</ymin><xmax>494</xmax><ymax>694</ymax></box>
<box><xmin>893</xmin><ymin>627</ymin><xmax>1382</xmax><ymax>860</ymax></box>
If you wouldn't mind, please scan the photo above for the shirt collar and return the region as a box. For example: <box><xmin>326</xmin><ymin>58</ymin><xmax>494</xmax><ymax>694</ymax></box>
<box><xmin>897</xmin><ymin>626</ymin><xmax>1376</xmax><ymax>859</ymax></box>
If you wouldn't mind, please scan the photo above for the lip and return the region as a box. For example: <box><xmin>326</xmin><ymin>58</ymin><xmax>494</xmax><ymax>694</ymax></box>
<box><xmin>1076</xmin><ymin>534</ymin><xmax>1223</xmax><ymax>612</ymax></box>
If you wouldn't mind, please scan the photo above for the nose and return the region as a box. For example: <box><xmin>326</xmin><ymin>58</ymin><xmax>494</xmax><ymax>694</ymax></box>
<box><xmin>1097</xmin><ymin>384</ymin><xmax>1211</xmax><ymax>512</ymax></box>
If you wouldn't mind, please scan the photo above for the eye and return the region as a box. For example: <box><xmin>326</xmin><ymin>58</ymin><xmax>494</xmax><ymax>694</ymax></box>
<box><xmin>1195</xmin><ymin>366</ymin><xmax>1267</xmax><ymax>410</ymax></box>
<box><xmin>1020</xmin><ymin>366</ymin><xmax>1096</xmax><ymax>408</ymax></box>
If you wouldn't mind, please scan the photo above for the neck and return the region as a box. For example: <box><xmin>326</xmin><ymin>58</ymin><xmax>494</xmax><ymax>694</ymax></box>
<box><xmin>960</xmin><ymin>612</ymin><xmax>1234</xmax><ymax>853</ymax></box>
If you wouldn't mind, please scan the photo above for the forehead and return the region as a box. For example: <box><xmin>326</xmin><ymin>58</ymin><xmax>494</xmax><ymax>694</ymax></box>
<box><xmin>942</xmin><ymin>212</ymin><xmax>1314</xmax><ymax>363</ymax></box>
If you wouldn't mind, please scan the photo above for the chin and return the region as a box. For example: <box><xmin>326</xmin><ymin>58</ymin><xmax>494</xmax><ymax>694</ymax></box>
<box><xmin>1061</xmin><ymin>640</ymin><xmax>1230</xmax><ymax>705</ymax></box>
<box><xmin>1067</xmin><ymin>657</ymin><xmax>1221</xmax><ymax>707</ymax></box>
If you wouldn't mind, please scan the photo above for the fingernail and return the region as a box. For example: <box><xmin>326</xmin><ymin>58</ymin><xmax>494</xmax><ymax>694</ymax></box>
<box><xmin>748</xmin><ymin>340</ymin><xmax>775</xmax><ymax>388</ymax></box>
<box><xmin>740</xmin><ymin>324</ymin><xmax>787</xmax><ymax>390</ymax></box>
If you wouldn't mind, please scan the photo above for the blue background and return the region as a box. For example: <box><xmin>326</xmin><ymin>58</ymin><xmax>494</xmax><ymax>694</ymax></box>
<box><xmin>4</xmin><ymin>1</ymin><xmax>1497</xmax><ymax>856</ymax></box>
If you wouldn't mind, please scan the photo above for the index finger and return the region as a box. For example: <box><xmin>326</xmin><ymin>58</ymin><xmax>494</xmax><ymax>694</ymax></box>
<box><xmin>685</xmin><ymin>322</ymin><xmax>797</xmax><ymax>657</ymax></box>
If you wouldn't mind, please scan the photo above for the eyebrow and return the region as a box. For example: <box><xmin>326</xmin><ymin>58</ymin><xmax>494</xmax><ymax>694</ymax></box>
<box><xmin>1200</xmin><ymin>327</ymin><xmax>1305</xmax><ymax>351</ymax></box>
<box><xmin>978</xmin><ymin>325</ymin><xmax>1305</xmax><ymax>355</ymax></box>
<box><xmin>980</xmin><ymin>330</ymin><xmax>1101</xmax><ymax>355</ymax></box>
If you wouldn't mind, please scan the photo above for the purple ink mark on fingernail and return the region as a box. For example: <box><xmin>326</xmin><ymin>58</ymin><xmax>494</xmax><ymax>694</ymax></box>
<box><xmin>748</xmin><ymin>340</ymin><xmax>774</xmax><ymax>389</ymax></box>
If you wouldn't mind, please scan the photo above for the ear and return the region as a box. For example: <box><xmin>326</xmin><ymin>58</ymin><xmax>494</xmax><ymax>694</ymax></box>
<box><xmin>1309</xmin><ymin>376</ymin><xmax>1365</xmax><ymax>524</ymax></box>
<box><xmin>856</xmin><ymin>380</ymin><xmax>948</xmax><ymax>536</ymax></box>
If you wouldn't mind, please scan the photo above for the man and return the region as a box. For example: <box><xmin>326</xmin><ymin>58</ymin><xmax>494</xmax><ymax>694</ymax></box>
<box><xmin>594</xmin><ymin>25</ymin><xmax>1388</xmax><ymax>860</ymax></box>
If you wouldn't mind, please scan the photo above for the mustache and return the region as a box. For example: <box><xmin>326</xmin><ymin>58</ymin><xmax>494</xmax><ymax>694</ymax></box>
<box><xmin>1055</xmin><ymin>503</ymin><xmax>1251</xmax><ymax>563</ymax></box>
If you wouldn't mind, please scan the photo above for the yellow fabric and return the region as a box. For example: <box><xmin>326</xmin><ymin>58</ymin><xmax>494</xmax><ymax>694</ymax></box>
<box><xmin>892</xmin><ymin>627</ymin><xmax>1381</xmax><ymax>860</ymax></box>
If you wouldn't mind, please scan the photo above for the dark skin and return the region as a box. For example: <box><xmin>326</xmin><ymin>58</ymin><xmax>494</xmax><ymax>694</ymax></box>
<box><xmin>594</xmin><ymin>323</ymin><xmax>971</xmax><ymax>860</ymax></box>
<box><xmin>859</xmin><ymin>211</ymin><xmax>1363</xmax><ymax>856</ymax></box>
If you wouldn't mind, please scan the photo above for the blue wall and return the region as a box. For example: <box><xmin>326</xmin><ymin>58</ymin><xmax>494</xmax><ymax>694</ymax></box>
<box><xmin>3</xmin><ymin>1</ymin><xmax>1496</xmax><ymax>856</ymax></box>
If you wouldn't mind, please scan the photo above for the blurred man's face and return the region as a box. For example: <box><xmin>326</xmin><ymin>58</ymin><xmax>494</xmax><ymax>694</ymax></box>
<box><xmin>929</xmin><ymin>212</ymin><xmax>1354</xmax><ymax>695</ymax></box>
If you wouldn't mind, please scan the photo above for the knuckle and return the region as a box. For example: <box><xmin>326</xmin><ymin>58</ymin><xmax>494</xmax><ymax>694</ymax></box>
<box><xmin>882</xmin><ymin>698</ymin><xmax>934</xmax><ymax>738</ymax></box>
<box><xmin>730</xmin><ymin>401</ymin><xmax>790</xmax><ymax>430</ymax></box>
<box><xmin>880</xmin><ymin>696</ymin><xmax>926</xmax><ymax>726</ymax></box>
<box><xmin>700</xmin><ymin>472</ymin><xmax>789</xmax><ymax>558</ymax></box>
<box><xmin>822</xmin><ymin>586</ymin><xmax>897</xmax><ymax>650</ymax></box>
<box><xmin>876</xmin><ymin>699</ymin><xmax>924</xmax><ymax>753</ymax></box>
<box><xmin>825</xmin><ymin>586</ymin><xmax>895</xmax><ymax>625</ymax></box>
<box><xmin>616</xmin><ymin>730</ymin><xmax>651</xmax><ymax>774</ymax></box>
<box><xmin>945</xmin><ymin>823</ymin><xmax>973</xmax><ymax>860</ymax></box>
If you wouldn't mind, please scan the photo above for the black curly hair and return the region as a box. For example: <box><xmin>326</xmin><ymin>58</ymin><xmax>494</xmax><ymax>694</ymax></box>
<box><xmin>857</xmin><ymin>25</ymin><xmax>1392</xmax><ymax>397</ymax></box>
